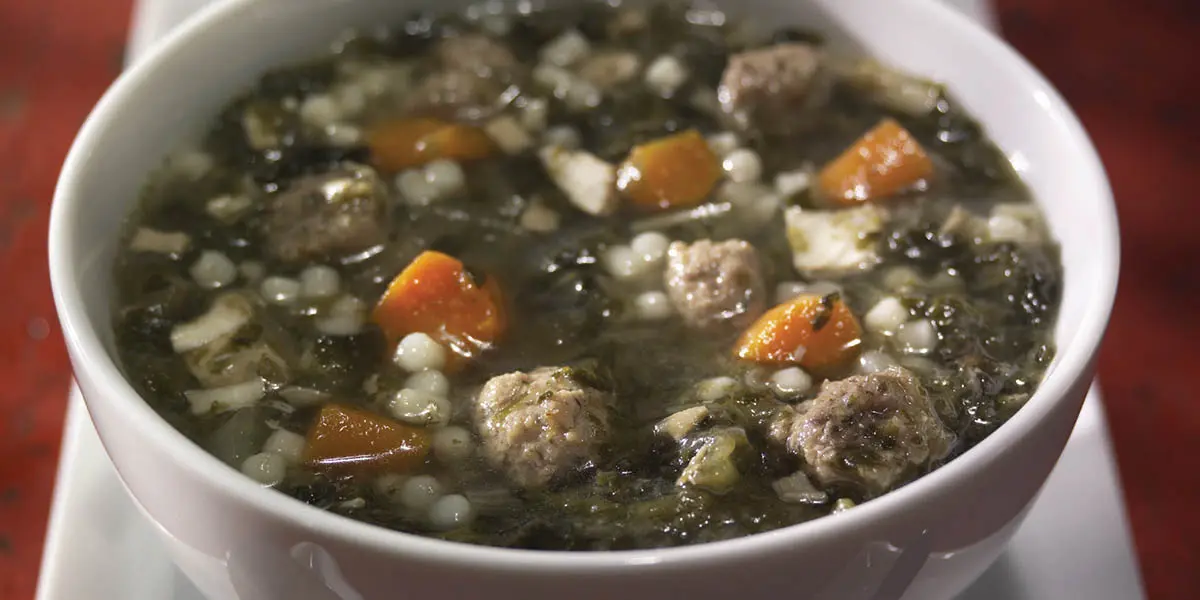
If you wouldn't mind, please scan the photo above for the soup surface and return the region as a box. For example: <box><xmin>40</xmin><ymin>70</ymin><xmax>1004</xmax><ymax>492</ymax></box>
<box><xmin>113</xmin><ymin>1</ymin><xmax>1062</xmax><ymax>550</ymax></box>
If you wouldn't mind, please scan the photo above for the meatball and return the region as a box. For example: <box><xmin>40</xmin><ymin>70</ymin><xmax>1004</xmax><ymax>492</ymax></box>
<box><xmin>263</xmin><ymin>163</ymin><xmax>390</xmax><ymax>264</ymax></box>
<box><xmin>405</xmin><ymin>35</ymin><xmax>518</xmax><ymax>120</ymax></box>
<box><xmin>718</xmin><ymin>43</ymin><xmax>826</xmax><ymax>131</ymax></box>
<box><xmin>473</xmin><ymin>367</ymin><xmax>611</xmax><ymax>488</ymax></box>
<box><xmin>664</xmin><ymin>239</ymin><xmax>766</xmax><ymax>330</ymax></box>
<box><xmin>769</xmin><ymin>367</ymin><xmax>954</xmax><ymax>495</ymax></box>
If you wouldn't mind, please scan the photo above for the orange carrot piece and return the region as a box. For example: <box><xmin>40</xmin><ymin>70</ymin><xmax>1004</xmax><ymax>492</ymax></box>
<box><xmin>371</xmin><ymin>250</ymin><xmax>506</xmax><ymax>368</ymax></box>
<box><xmin>367</xmin><ymin>117</ymin><xmax>495</xmax><ymax>173</ymax></box>
<box><xmin>618</xmin><ymin>129</ymin><xmax>722</xmax><ymax>211</ymax></box>
<box><xmin>304</xmin><ymin>404</ymin><xmax>430</xmax><ymax>475</ymax></box>
<box><xmin>734</xmin><ymin>293</ymin><xmax>863</xmax><ymax>376</ymax></box>
<box><xmin>817</xmin><ymin>118</ymin><xmax>933</xmax><ymax>206</ymax></box>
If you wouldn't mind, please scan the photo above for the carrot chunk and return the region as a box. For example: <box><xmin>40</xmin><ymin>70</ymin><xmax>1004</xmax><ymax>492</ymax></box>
<box><xmin>817</xmin><ymin>118</ymin><xmax>933</xmax><ymax>206</ymax></box>
<box><xmin>367</xmin><ymin>117</ymin><xmax>495</xmax><ymax>173</ymax></box>
<box><xmin>734</xmin><ymin>293</ymin><xmax>863</xmax><ymax>376</ymax></box>
<box><xmin>618</xmin><ymin>129</ymin><xmax>722</xmax><ymax>211</ymax></box>
<box><xmin>371</xmin><ymin>250</ymin><xmax>506</xmax><ymax>368</ymax></box>
<box><xmin>304</xmin><ymin>404</ymin><xmax>430</xmax><ymax>475</ymax></box>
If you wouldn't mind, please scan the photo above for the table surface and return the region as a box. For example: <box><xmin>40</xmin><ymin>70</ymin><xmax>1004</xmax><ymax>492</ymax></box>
<box><xmin>0</xmin><ymin>1</ymin><xmax>1196</xmax><ymax>598</ymax></box>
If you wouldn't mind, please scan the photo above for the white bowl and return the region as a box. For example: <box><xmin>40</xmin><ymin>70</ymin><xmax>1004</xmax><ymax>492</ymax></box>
<box><xmin>48</xmin><ymin>0</ymin><xmax>1118</xmax><ymax>598</ymax></box>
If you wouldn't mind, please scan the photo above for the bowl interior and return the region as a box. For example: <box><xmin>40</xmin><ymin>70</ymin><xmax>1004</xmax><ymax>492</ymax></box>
<box><xmin>51</xmin><ymin>0</ymin><xmax>1117</xmax><ymax>563</ymax></box>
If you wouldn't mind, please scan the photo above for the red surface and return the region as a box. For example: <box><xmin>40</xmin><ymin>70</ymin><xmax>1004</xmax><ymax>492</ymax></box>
<box><xmin>0</xmin><ymin>1</ymin><xmax>1196</xmax><ymax>598</ymax></box>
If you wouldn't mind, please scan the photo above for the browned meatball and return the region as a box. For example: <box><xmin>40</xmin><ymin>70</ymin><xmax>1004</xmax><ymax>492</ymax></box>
<box><xmin>718</xmin><ymin>43</ymin><xmax>826</xmax><ymax>131</ymax></box>
<box><xmin>474</xmin><ymin>367</ymin><xmax>612</xmax><ymax>489</ymax></box>
<box><xmin>262</xmin><ymin>163</ymin><xmax>390</xmax><ymax>264</ymax></box>
<box><xmin>769</xmin><ymin>367</ymin><xmax>955</xmax><ymax>495</ymax></box>
<box><xmin>405</xmin><ymin>34</ymin><xmax>518</xmax><ymax>120</ymax></box>
<box><xmin>664</xmin><ymin>239</ymin><xmax>766</xmax><ymax>330</ymax></box>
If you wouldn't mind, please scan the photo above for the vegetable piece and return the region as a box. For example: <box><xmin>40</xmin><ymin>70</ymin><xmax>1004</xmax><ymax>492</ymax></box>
<box><xmin>677</xmin><ymin>428</ymin><xmax>747</xmax><ymax>494</ymax></box>
<box><xmin>539</xmin><ymin>146</ymin><xmax>619</xmax><ymax>216</ymax></box>
<box><xmin>617</xmin><ymin>129</ymin><xmax>722</xmax><ymax>211</ymax></box>
<box><xmin>817</xmin><ymin>118</ymin><xmax>933</xmax><ymax>206</ymax></box>
<box><xmin>370</xmin><ymin>250</ymin><xmax>506</xmax><ymax>368</ymax></box>
<box><xmin>734</xmin><ymin>293</ymin><xmax>863</xmax><ymax>376</ymax></box>
<box><xmin>303</xmin><ymin>403</ymin><xmax>431</xmax><ymax>475</ymax></box>
<box><xmin>784</xmin><ymin>203</ymin><xmax>886</xmax><ymax>277</ymax></box>
<box><xmin>367</xmin><ymin>118</ymin><xmax>494</xmax><ymax>173</ymax></box>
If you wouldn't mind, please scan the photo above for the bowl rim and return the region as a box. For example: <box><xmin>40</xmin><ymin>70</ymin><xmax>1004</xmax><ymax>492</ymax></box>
<box><xmin>49</xmin><ymin>0</ymin><xmax>1119</xmax><ymax>571</ymax></box>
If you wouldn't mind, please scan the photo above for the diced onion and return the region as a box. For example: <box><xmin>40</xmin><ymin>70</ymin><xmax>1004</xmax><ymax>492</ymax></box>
<box><xmin>129</xmin><ymin>228</ymin><xmax>190</xmax><ymax>256</ymax></box>
<box><xmin>896</xmin><ymin>319</ymin><xmax>939</xmax><ymax>354</ymax></box>
<box><xmin>644</xmin><ymin>55</ymin><xmax>688</xmax><ymax>96</ymax></box>
<box><xmin>864</xmin><ymin>296</ymin><xmax>909</xmax><ymax>334</ymax></box>
<box><xmin>263</xmin><ymin>429</ymin><xmax>306</xmax><ymax>464</ymax></box>
<box><xmin>241</xmin><ymin>452</ymin><xmax>286</xmax><ymax>486</ymax></box>
<box><xmin>769</xmin><ymin>367</ymin><xmax>813</xmax><ymax>397</ymax></box>
<box><xmin>170</xmin><ymin>294</ymin><xmax>252</xmax><ymax>353</ymax></box>
<box><xmin>773</xmin><ymin>471</ymin><xmax>829</xmax><ymax>504</ymax></box>
<box><xmin>185</xmin><ymin>378</ymin><xmax>266</xmax><ymax>415</ymax></box>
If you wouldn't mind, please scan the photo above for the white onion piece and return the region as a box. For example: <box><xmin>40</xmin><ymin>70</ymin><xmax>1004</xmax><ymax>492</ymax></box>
<box><xmin>170</xmin><ymin>294</ymin><xmax>252</xmax><ymax>353</ymax></box>
<box><xmin>185</xmin><ymin>378</ymin><xmax>266</xmax><ymax>415</ymax></box>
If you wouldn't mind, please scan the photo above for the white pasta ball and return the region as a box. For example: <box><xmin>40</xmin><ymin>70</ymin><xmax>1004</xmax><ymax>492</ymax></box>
<box><xmin>262</xmin><ymin>429</ymin><xmax>306</xmax><ymax>465</ymax></box>
<box><xmin>396</xmin><ymin>169</ymin><xmax>437</xmax><ymax>205</ymax></box>
<box><xmin>428</xmin><ymin>494</ymin><xmax>473</xmax><ymax>530</ymax></box>
<box><xmin>864</xmin><ymin>297</ymin><xmax>909</xmax><ymax>334</ymax></box>
<box><xmin>433</xmin><ymin>426</ymin><xmax>474</xmax><ymax>463</ymax></box>
<box><xmin>520</xmin><ymin>202</ymin><xmax>561</xmax><ymax>233</ymax></box>
<box><xmin>190</xmin><ymin>250</ymin><xmax>237</xmax><ymax>289</ymax></box>
<box><xmin>386</xmin><ymin>388</ymin><xmax>452</xmax><ymax>427</ymax></box>
<box><xmin>644</xmin><ymin>55</ymin><xmax>688</xmax><ymax>96</ymax></box>
<box><xmin>722</xmin><ymin>148</ymin><xmax>763</xmax><ymax>183</ymax></box>
<box><xmin>393</xmin><ymin>333</ymin><xmax>448</xmax><ymax>372</ymax></box>
<box><xmin>769</xmin><ymin>367</ymin><xmax>813</xmax><ymax>397</ymax></box>
<box><xmin>634</xmin><ymin>291</ymin><xmax>673</xmax><ymax>321</ymax></box>
<box><xmin>400</xmin><ymin>475</ymin><xmax>444</xmax><ymax>510</ymax></box>
<box><xmin>238</xmin><ymin>261</ymin><xmax>265</xmax><ymax>282</ymax></box>
<box><xmin>602</xmin><ymin>244</ymin><xmax>638</xmax><ymax>280</ymax></box>
<box><xmin>424</xmin><ymin>159</ymin><xmax>466</xmax><ymax>198</ymax></box>
<box><xmin>706</xmin><ymin>132</ymin><xmax>739</xmax><ymax>157</ymax></box>
<box><xmin>299</xmin><ymin>265</ymin><xmax>340</xmax><ymax>299</ymax></box>
<box><xmin>630</xmin><ymin>231</ymin><xmax>670</xmax><ymax>265</ymax></box>
<box><xmin>404</xmin><ymin>370</ymin><xmax>450</xmax><ymax>398</ymax></box>
<box><xmin>241</xmin><ymin>452</ymin><xmax>286</xmax><ymax>487</ymax></box>
<box><xmin>260</xmin><ymin>276</ymin><xmax>300</xmax><ymax>306</ymax></box>
<box><xmin>373</xmin><ymin>473</ymin><xmax>408</xmax><ymax>502</ymax></box>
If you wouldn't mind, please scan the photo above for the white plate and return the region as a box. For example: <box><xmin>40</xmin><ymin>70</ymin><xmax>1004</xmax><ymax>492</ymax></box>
<box><xmin>35</xmin><ymin>1</ymin><xmax>1146</xmax><ymax>598</ymax></box>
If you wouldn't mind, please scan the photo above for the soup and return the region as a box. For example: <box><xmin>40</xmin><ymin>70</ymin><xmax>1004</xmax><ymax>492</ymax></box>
<box><xmin>112</xmin><ymin>1</ymin><xmax>1061</xmax><ymax>550</ymax></box>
